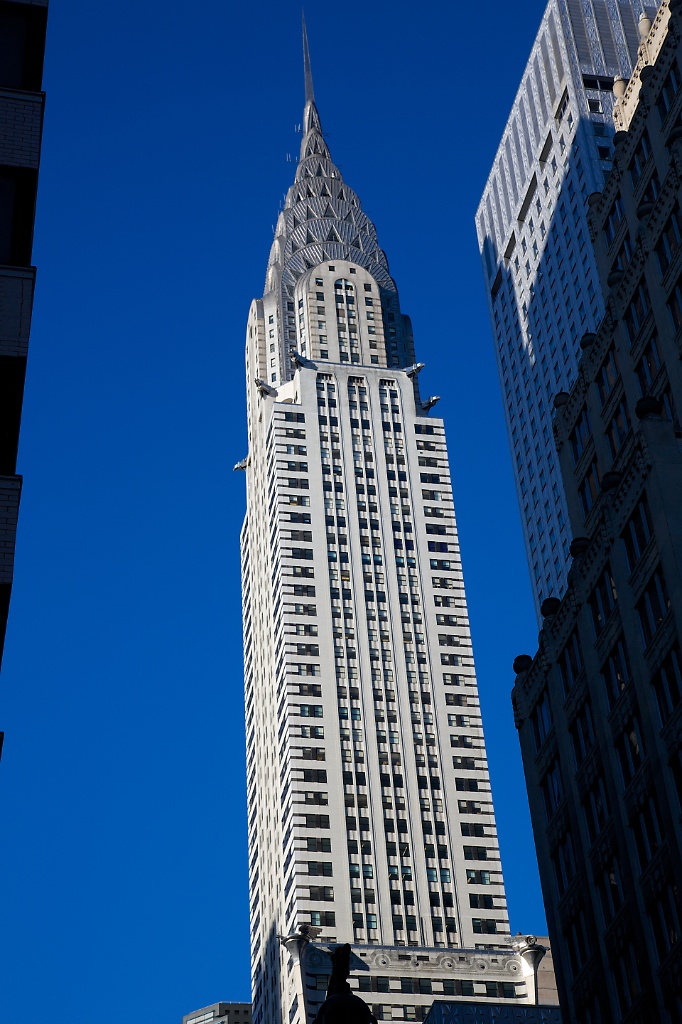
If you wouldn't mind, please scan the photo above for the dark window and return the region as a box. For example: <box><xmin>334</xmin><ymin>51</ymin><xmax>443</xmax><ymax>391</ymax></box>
<box><xmin>0</xmin><ymin>167</ymin><xmax>38</xmax><ymax>266</ymax></box>
<box><xmin>564</xmin><ymin>911</ymin><xmax>590</xmax><ymax>979</ymax></box>
<box><xmin>623</xmin><ymin>280</ymin><xmax>651</xmax><ymax>345</ymax></box>
<box><xmin>558</xmin><ymin>631</ymin><xmax>583</xmax><ymax>696</ymax></box>
<box><xmin>588</xmin><ymin>566</ymin><xmax>617</xmax><ymax>637</ymax></box>
<box><xmin>472</xmin><ymin>918</ymin><xmax>497</xmax><ymax>934</ymax></box>
<box><xmin>605</xmin><ymin>195</ymin><xmax>624</xmax><ymax>246</ymax></box>
<box><xmin>615</xmin><ymin>713</ymin><xmax>644</xmax><ymax>785</ymax></box>
<box><xmin>552</xmin><ymin>831</ymin><xmax>576</xmax><ymax>896</ymax></box>
<box><xmin>622</xmin><ymin>495</ymin><xmax>653</xmax><ymax>572</ymax></box>
<box><xmin>596</xmin><ymin>860</ymin><xmax>623</xmax><ymax>925</ymax></box>
<box><xmin>667</xmin><ymin>272</ymin><xmax>682</xmax><ymax>330</ymax></box>
<box><xmin>531</xmin><ymin>689</ymin><xmax>553</xmax><ymax>751</ymax></box>
<box><xmin>612</xmin><ymin>944</ymin><xmax>642</xmax><ymax>1016</ymax></box>
<box><xmin>606</xmin><ymin>397</ymin><xmax>631</xmax><ymax>457</ymax></box>
<box><xmin>597</xmin><ymin>347</ymin><xmax>619</xmax><ymax>405</ymax></box>
<box><xmin>635</xmin><ymin>335</ymin><xmax>662</xmax><ymax>395</ymax></box>
<box><xmin>0</xmin><ymin>3</ymin><xmax>46</xmax><ymax>91</ymax></box>
<box><xmin>637</xmin><ymin>566</ymin><xmax>671</xmax><ymax>647</ymax></box>
<box><xmin>656</xmin><ymin>61</ymin><xmax>682</xmax><ymax>122</ymax></box>
<box><xmin>631</xmin><ymin>793</ymin><xmax>664</xmax><ymax>870</ymax></box>
<box><xmin>583</xmin><ymin>775</ymin><xmax>609</xmax><ymax>844</ymax></box>
<box><xmin>579</xmin><ymin>459</ymin><xmax>600</xmax><ymax>517</ymax></box>
<box><xmin>602</xmin><ymin>636</ymin><xmax>632</xmax><ymax>709</ymax></box>
<box><xmin>541</xmin><ymin>759</ymin><xmax>564</xmax><ymax>821</ymax></box>
<box><xmin>652</xmin><ymin>643</ymin><xmax>682</xmax><ymax>723</ymax></box>
<box><xmin>648</xmin><ymin>883</ymin><xmax>681</xmax><ymax>963</ymax></box>
<box><xmin>656</xmin><ymin>206</ymin><xmax>682</xmax><ymax>276</ymax></box>
<box><xmin>570</xmin><ymin>700</ymin><xmax>594</xmax><ymax>767</ymax></box>
<box><xmin>570</xmin><ymin>407</ymin><xmax>591</xmax><ymax>463</ymax></box>
<box><xmin>629</xmin><ymin>130</ymin><xmax>651</xmax><ymax>188</ymax></box>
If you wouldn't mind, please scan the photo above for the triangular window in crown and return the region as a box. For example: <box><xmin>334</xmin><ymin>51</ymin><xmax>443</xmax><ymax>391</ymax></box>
<box><xmin>351</xmin><ymin>236</ymin><xmax>362</xmax><ymax>250</ymax></box>
<box><xmin>315</xmin><ymin>164</ymin><xmax>324</xmax><ymax>177</ymax></box>
<box><xmin>323</xmin><ymin>203</ymin><xmax>335</xmax><ymax>219</ymax></box>
<box><xmin>344</xmin><ymin>210</ymin><xmax>354</xmax><ymax>223</ymax></box>
<box><xmin>292</xmin><ymin>214</ymin><xmax>301</xmax><ymax>229</ymax></box>
<box><xmin>306</xmin><ymin>186</ymin><xmax>314</xmax><ymax>198</ymax></box>
<box><xmin>327</xmin><ymin>226</ymin><xmax>342</xmax><ymax>243</ymax></box>
<box><xmin>291</xmin><ymin>239</ymin><xmax>299</xmax><ymax>252</ymax></box>
<box><xmin>304</xmin><ymin>257</ymin><xmax>315</xmax><ymax>268</ymax></box>
<box><xmin>320</xmin><ymin>184</ymin><xmax>332</xmax><ymax>197</ymax></box>
<box><xmin>306</xmin><ymin>229</ymin><xmax>316</xmax><ymax>244</ymax></box>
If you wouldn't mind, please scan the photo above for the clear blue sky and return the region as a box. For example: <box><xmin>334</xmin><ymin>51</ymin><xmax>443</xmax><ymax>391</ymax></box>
<box><xmin>1</xmin><ymin>1</ymin><xmax>551</xmax><ymax>1021</ymax></box>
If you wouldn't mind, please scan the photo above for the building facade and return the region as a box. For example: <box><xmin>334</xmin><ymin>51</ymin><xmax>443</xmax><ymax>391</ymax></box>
<box><xmin>0</xmin><ymin>0</ymin><xmax>48</xmax><ymax>697</ymax></box>
<box><xmin>512</xmin><ymin>3</ymin><xmax>682</xmax><ymax>1019</ymax></box>
<box><xmin>181</xmin><ymin>1004</ymin><xmax>252</xmax><ymax>1024</ymax></box>
<box><xmin>476</xmin><ymin>0</ymin><xmax>659</xmax><ymax>621</ymax></box>
<box><xmin>240</xmin><ymin>31</ymin><xmax>557</xmax><ymax>1024</ymax></box>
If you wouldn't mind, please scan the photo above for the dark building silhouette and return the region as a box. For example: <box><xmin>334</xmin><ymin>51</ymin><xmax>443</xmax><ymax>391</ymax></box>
<box><xmin>0</xmin><ymin>0</ymin><xmax>48</xmax><ymax>723</ymax></box>
<box><xmin>512</xmin><ymin>2</ymin><xmax>682</xmax><ymax>1020</ymax></box>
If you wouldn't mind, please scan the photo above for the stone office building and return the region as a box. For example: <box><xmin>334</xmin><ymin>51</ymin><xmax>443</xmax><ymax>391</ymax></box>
<box><xmin>240</xmin><ymin>23</ymin><xmax>558</xmax><ymax>1024</ymax></box>
<box><xmin>512</xmin><ymin>2</ymin><xmax>682</xmax><ymax>1020</ymax></box>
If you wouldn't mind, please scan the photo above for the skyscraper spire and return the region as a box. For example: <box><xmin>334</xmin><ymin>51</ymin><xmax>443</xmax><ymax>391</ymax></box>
<box><xmin>302</xmin><ymin>12</ymin><xmax>314</xmax><ymax>105</ymax></box>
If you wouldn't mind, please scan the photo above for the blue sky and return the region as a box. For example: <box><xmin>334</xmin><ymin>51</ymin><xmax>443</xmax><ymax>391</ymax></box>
<box><xmin>0</xmin><ymin>1</ymin><xmax>551</xmax><ymax>1021</ymax></box>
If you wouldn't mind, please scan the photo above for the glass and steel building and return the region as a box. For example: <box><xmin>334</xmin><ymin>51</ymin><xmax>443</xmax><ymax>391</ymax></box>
<box><xmin>476</xmin><ymin>0</ymin><xmax>659</xmax><ymax>621</ymax></box>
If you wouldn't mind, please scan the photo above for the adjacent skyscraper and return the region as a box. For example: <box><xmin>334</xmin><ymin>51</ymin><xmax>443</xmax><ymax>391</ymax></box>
<box><xmin>240</xmin><ymin>27</ymin><xmax>556</xmax><ymax>1024</ymax></box>
<box><xmin>477</xmin><ymin>0</ymin><xmax>659</xmax><ymax>621</ymax></box>
<box><xmin>513</xmin><ymin>2</ymin><xmax>682</xmax><ymax>1018</ymax></box>
<box><xmin>0</xmin><ymin>0</ymin><xmax>48</xmax><ymax>714</ymax></box>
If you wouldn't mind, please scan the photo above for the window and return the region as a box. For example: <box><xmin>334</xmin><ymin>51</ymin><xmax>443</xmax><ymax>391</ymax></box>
<box><xmin>623</xmin><ymin>280</ymin><xmax>650</xmax><ymax>344</ymax></box>
<box><xmin>569</xmin><ymin>701</ymin><xmax>594</xmax><ymax>767</ymax></box>
<box><xmin>615</xmin><ymin>713</ymin><xmax>644</xmax><ymax>785</ymax></box>
<box><xmin>570</xmin><ymin>407</ymin><xmax>591</xmax><ymax>464</ymax></box>
<box><xmin>602</xmin><ymin>636</ymin><xmax>632</xmax><ymax>709</ymax></box>
<box><xmin>579</xmin><ymin>459</ymin><xmax>600</xmax><ymax>517</ymax></box>
<box><xmin>635</xmin><ymin>335</ymin><xmax>662</xmax><ymax>395</ymax></box>
<box><xmin>531</xmin><ymin>689</ymin><xmax>553</xmax><ymax>751</ymax></box>
<box><xmin>305</xmin><ymin>814</ymin><xmax>330</xmax><ymax>829</ymax></box>
<box><xmin>308</xmin><ymin>885</ymin><xmax>334</xmax><ymax>901</ymax></box>
<box><xmin>463</xmin><ymin>846</ymin><xmax>488</xmax><ymax>861</ymax></box>
<box><xmin>668</xmin><ymin>271</ymin><xmax>682</xmax><ymax>330</ymax></box>
<box><xmin>307</xmin><ymin>861</ymin><xmax>333</xmax><ymax>877</ymax></box>
<box><xmin>629</xmin><ymin>131</ymin><xmax>651</xmax><ymax>188</ymax></box>
<box><xmin>597</xmin><ymin>348</ymin><xmax>619</xmax><ymax>405</ymax></box>
<box><xmin>637</xmin><ymin>566</ymin><xmax>671</xmax><ymax>646</ymax></box>
<box><xmin>656</xmin><ymin>61</ymin><xmax>681</xmax><ymax>123</ymax></box>
<box><xmin>648</xmin><ymin>883</ymin><xmax>681</xmax><ymax>962</ymax></box>
<box><xmin>564</xmin><ymin>911</ymin><xmax>591</xmax><ymax>980</ymax></box>
<box><xmin>606</xmin><ymin>398</ymin><xmax>630</xmax><ymax>457</ymax></box>
<box><xmin>473</xmin><ymin>918</ymin><xmax>497</xmax><ymax>934</ymax></box>
<box><xmin>583</xmin><ymin>775</ymin><xmax>609</xmax><ymax>844</ymax></box>
<box><xmin>588</xmin><ymin>566</ymin><xmax>617</xmax><ymax>637</ymax></box>
<box><xmin>652</xmin><ymin>643</ymin><xmax>682</xmax><ymax>723</ymax></box>
<box><xmin>631</xmin><ymin>793</ymin><xmax>664</xmax><ymax>869</ymax></box>
<box><xmin>595</xmin><ymin>860</ymin><xmax>623</xmax><ymax>926</ymax></box>
<box><xmin>558</xmin><ymin>631</ymin><xmax>583</xmax><ymax>695</ymax></box>
<box><xmin>552</xmin><ymin>831</ymin><xmax>576</xmax><ymax>896</ymax></box>
<box><xmin>622</xmin><ymin>495</ymin><xmax>653</xmax><ymax>572</ymax></box>
<box><xmin>604</xmin><ymin>196</ymin><xmax>624</xmax><ymax>246</ymax></box>
<box><xmin>541</xmin><ymin>759</ymin><xmax>564</xmax><ymax>820</ymax></box>
<box><xmin>656</xmin><ymin>207</ymin><xmax>682</xmax><ymax>276</ymax></box>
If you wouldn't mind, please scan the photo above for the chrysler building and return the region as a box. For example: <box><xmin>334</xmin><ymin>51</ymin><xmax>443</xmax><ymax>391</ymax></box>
<box><xmin>240</xmin><ymin>25</ymin><xmax>553</xmax><ymax>1024</ymax></box>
